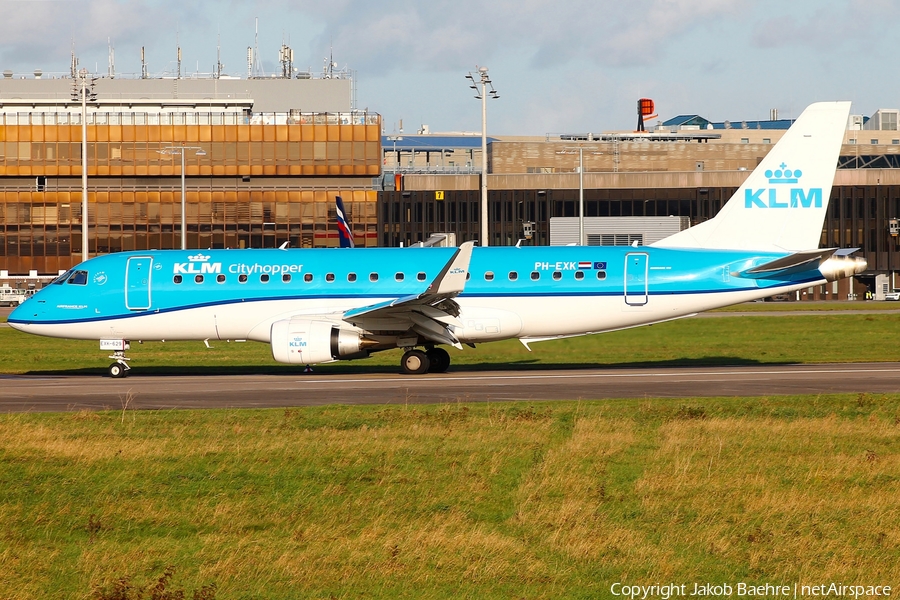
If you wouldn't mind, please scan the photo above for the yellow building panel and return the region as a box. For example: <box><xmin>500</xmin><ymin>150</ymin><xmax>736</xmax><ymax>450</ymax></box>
<box><xmin>250</xmin><ymin>125</ymin><xmax>263</xmax><ymax>142</ymax></box>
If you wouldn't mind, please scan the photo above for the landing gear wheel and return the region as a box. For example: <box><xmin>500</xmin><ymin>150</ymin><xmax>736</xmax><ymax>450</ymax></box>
<box><xmin>108</xmin><ymin>362</ymin><xmax>127</xmax><ymax>378</ymax></box>
<box><xmin>401</xmin><ymin>349</ymin><xmax>431</xmax><ymax>375</ymax></box>
<box><xmin>425</xmin><ymin>347</ymin><xmax>451</xmax><ymax>373</ymax></box>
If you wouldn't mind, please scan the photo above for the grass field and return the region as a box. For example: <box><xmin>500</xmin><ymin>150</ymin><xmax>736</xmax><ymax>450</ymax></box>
<box><xmin>1</xmin><ymin>396</ymin><xmax>898</xmax><ymax>599</ymax></box>
<box><xmin>2</xmin><ymin>312</ymin><xmax>900</xmax><ymax>375</ymax></box>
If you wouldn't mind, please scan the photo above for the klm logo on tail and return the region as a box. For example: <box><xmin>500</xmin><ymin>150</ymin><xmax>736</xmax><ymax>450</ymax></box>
<box><xmin>745</xmin><ymin>163</ymin><xmax>822</xmax><ymax>209</ymax></box>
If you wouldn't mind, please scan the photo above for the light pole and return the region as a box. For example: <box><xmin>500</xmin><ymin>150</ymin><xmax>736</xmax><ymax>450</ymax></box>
<box><xmin>158</xmin><ymin>145</ymin><xmax>206</xmax><ymax>250</ymax></box>
<box><xmin>466</xmin><ymin>66</ymin><xmax>499</xmax><ymax>246</ymax></box>
<box><xmin>71</xmin><ymin>68</ymin><xmax>96</xmax><ymax>260</ymax></box>
<box><xmin>558</xmin><ymin>145</ymin><xmax>602</xmax><ymax>245</ymax></box>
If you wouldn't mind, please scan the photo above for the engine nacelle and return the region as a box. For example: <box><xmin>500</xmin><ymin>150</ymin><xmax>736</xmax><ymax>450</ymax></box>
<box><xmin>271</xmin><ymin>318</ymin><xmax>367</xmax><ymax>365</ymax></box>
<box><xmin>819</xmin><ymin>255</ymin><xmax>867</xmax><ymax>282</ymax></box>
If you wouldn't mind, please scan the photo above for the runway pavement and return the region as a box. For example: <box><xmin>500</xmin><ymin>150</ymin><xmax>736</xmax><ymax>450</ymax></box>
<box><xmin>2</xmin><ymin>362</ymin><xmax>900</xmax><ymax>413</ymax></box>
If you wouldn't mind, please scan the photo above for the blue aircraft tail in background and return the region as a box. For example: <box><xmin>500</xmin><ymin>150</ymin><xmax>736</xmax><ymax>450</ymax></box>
<box><xmin>335</xmin><ymin>196</ymin><xmax>354</xmax><ymax>248</ymax></box>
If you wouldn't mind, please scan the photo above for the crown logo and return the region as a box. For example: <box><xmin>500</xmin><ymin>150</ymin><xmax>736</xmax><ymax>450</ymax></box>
<box><xmin>188</xmin><ymin>253</ymin><xmax>210</xmax><ymax>262</ymax></box>
<box><xmin>765</xmin><ymin>162</ymin><xmax>802</xmax><ymax>184</ymax></box>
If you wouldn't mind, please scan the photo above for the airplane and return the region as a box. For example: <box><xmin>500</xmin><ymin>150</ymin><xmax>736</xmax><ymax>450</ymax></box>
<box><xmin>8</xmin><ymin>101</ymin><xmax>866</xmax><ymax>377</ymax></box>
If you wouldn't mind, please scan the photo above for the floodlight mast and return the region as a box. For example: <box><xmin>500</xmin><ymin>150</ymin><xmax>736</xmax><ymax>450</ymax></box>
<box><xmin>158</xmin><ymin>145</ymin><xmax>207</xmax><ymax>249</ymax></box>
<box><xmin>466</xmin><ymin>66</ymin><xmax>499</xmax><ymax>246</ymax></box>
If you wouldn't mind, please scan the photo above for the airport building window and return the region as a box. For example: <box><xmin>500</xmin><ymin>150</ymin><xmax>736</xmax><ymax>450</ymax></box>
<box><xmin>530</xmin><ymin>271</ymin><xmax>540</xmax><ymax>280</ymax></box>
<box><xmin>173</xmin><ymin>275</ymin><xmax>183</xmax><ymax>284</ymax></box>
<box><xmin>283</xmin><ymin>273</ymin><xmax>291</xmax><ymax>283</ymax></box>
<box><xmin>303</xmin><ymin>273</ymin><xmax>313</xmax><ymax>283</ymax></box>
<box><xmin>552</xmin><ymin>271</ymin><xmax>562</xmax><ymax>280</ymax></box>
<box><xmin>238</xmin><ymin>274</ymin><xmax>248</xmax><ymax>284</ymax></box>
<box><xmin>596</xmin><ymin>271</ymin><xmax>607</xmax><ymax>280</ymax></box>
<box><xmin>574</xmin><ymin>271</ymin><xmax>585</xmax><ymax>280</ymax></box>
<box><xmin>326</xmin><ymin>273</ymin><xmax>335</xmax><ymax>282</ymax></box>
<box><xmin>194</xmin><ymin>274</ymin><xmax>204</xmax><ymax>283</ymax></box>
<box><xmin>508</xmin><ymin>271</ymin><xmax>518</xmax><ymax>281</ymax></box>
<box><xmin>347</xmin><ymin>273</ymin><xmax>357</xmax><ymax>282</ymax></box>
<box><xmin>217</xmin><ymin>274</ymin><xmax>226</xmax><ymax>284</ymax></box>
<box><xmin>395</xmin><ymin>272</ymin><xmax>404</xmax><ymax>281</ymax></box>
<box><xmin>370</xmin><ymin>273</ymin><xmax>379</xmax><ymax>282</ymax></box>
<box><xmin>417</xmin><ymin>272</ymin><xmax>426</xmax><ymax>281</ymax></box>
<box><xmin>484</xmin><ymin>271</ymin><xmax>494</xmax><ymax>281</ymax></box>
<box><xmin>260</xmin><ymin>274</ymin><xmax>270</xmax><ymax>283</ymax></box>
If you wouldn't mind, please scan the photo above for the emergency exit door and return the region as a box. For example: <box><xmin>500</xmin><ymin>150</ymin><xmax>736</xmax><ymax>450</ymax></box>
<box><xmin>624</xmin><ymin>252</ymin><xmax>648</xmax><ymax>306</ymax></box>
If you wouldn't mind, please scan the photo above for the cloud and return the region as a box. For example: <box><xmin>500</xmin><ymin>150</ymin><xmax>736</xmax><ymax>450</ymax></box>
<box><xmin>0</xmin><ymin>1</ymin><xmax>171</xmax><ymax>66</ymax></box>
<box><xmin>751</xmin><ymin>0</ymin><xmax>900</xmax><ymax>50</ymax></box>
<box><xmin>298</xmin><ymin>0</ymin><xmax>744</xmax><ymax>75</ymax></box>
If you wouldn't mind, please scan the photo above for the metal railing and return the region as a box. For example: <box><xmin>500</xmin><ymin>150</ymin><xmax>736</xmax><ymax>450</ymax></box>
<box><xmin>0</xmin><ymin>111</ymin><xmax>380</xmax><ymax>126</ymax></box>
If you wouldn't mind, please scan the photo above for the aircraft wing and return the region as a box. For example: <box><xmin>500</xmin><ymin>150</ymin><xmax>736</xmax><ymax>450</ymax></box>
<box><xmin>341</xmin><ymin>241</ymin><xmax>475</xmax><ymax>348</ymax></box>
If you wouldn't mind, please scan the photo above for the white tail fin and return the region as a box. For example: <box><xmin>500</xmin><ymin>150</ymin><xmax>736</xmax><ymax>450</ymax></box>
<box><xmin>653</xmin><ymin>101</ymin><xmax>851</xmax><ymax>252</ymax></box>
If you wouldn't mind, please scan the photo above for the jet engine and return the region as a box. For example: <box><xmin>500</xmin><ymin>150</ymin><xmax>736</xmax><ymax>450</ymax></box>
<box><xmin>819</xmin><ymin>254</ymin><xmax>867</xmax><ymax>282</ymax></box>
<box><xmin>271</xmin><ymin>318</ymin><xmax>372</xmax><ymax>365</ymax></box>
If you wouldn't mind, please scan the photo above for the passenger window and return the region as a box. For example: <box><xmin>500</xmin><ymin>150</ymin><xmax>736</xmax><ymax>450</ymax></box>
<box><xmin>326</xmin><ymin>273</ymin><xmax>335</xmax><ymax>282</ymax></box>
<box><xmin>347</xmin><ymin>273</ymin><xmax>357</xmax><ymax>282</ymax></box>
<box><xmin>67</xmin><ymin>270</ymin><xmax>88</xmax><ymax>285</ymax></box>
<box><xmin>484</xmin><ymin>271</ymin><xmax>494</xmax><ymax>281</ymax></box>
<box><xmin>370</xmin><ymin>273</ymin><xmax>379</xmax><ymax>282</ymax></box>
<box><xmin>283</xmin><ymin>273</ymin><xmax>291</xmax><ymax>283</ymax></box>
<box><xmin>260</xmin><ymin>274</ymin><xmax>270</xmax><ymax>283</ymax></box>
<box><xmin>238</xmin><ymin>274</ymin><xmax>248</xmax><ymax>284</ymax></box>
<box><xmin>596</xmin><ymin>271</ymin><xmax>607</xmax><ymax>280</ymax></box>
<box><xmin>217</xmin><ymin>274</ymin><xmax>226</xmax><ymax>284</ymax></box>
<box><xmin>552</xmin><ymin>271</ymin><xmax>562</xmax><ymax>280</ymax></box>
<box><xmin>574</xmin><ymin>271</ymin><xmax>584</xmax><ymax>280</ymax></box>
<box><xmin>194</xmin><ymin>274</ymin><xmax>204</xmax><ymax>284</ymax></box>
<box><xmin>417</xmin><ymin>272</ymin><xmax>426</xmax><ymax>281</ymax></box>
<box><xmin>395</xmin><ymin>272</ymin><xmax>404</xmax><ymax>281</ymax></box>
<box><xmin>173</xmin><ymin>275</ymin><xmax>183</xmax><ymax>284</ymax></box>
<box><xmin>508</xmin><ymin>271</ymin><xmax>518</xmax><ymax>281</ymax></box>
<box><xmin>303</xmin><ymin>273</ymin><xmax>313</xmax><ymax>283</ymax></box>
<box><xmin>530</xmin><ymin>272</ymin><xmax>540</xmax><ymax>281</ymax></box>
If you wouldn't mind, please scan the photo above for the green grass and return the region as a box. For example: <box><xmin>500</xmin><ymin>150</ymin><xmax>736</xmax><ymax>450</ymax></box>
<box><xmin>2</xmin><ymin>313</ymin><xmax>900</xmax><ymax>375</ymax></box>
<box><xmin>1</xmin><ymin>396</ymin><xmax>899</xmax><ymax>598</ymax></box>
<box><xmin>713</xmin><ymin>300</ymin><xmax>900</xmax><ymax>312</ymax></box>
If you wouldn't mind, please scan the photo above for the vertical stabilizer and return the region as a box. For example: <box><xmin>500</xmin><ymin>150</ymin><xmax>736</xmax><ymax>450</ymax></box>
<box><xmin>653</xmin><ymin>101</ymin><xmax>851</xmax><ymax>252</ymax></box>
<box><xmin>335</xmin><ymin>196</ymin><xmax>354</xmax><ymax>248</ymax></box>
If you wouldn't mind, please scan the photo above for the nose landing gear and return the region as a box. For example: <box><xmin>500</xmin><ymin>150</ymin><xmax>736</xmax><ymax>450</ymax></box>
<box><xmin>101</xmin><ymin>339</ymin><xmax>131</xmax><ymax>378</ymax></box>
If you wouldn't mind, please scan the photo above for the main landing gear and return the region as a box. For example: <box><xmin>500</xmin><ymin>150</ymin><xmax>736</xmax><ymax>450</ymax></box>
<box><xmin>400</xmin><ymin>347</ymin><xmax>451</xmax><ymax>375</ymax></box>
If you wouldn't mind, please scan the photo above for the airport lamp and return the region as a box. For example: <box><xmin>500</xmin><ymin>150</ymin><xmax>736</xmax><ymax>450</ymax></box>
<box><xmin>466</xmin><ymin>67</ymin><xmax>499</xmax><ymax>246</ymax></box>
<box><xmin>158</xmin><ymin>145</ymin><xmax>206</xmax><ymax>249</ymax></box>
<box><xmin>558</xmin><ymin>146</ymin><xmax>602</xmax><ymax>245</ymax></box>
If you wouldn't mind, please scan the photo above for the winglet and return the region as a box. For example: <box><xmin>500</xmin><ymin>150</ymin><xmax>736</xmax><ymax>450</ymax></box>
<box><xmin>427</xmin><ymin>241</ymin><xmax>475</xmax><ymax>296</ymax></box>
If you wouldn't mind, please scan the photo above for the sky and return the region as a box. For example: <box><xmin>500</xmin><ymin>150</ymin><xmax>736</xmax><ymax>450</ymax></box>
<box><xmin>0</xmin><ymin>0</ymin><xmax>897</xmax><ymax>135</ymax></box>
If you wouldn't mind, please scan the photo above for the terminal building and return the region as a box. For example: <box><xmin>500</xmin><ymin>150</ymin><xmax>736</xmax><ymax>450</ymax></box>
<box><xmin>0</xmin><ymin>56</ymin><xmax>381</xmax><ymax>276</ymax></box>
<box><xmin>3</xmin><ymin>57</ymin><xmax>900</xmax><ymax>301</ymax></box>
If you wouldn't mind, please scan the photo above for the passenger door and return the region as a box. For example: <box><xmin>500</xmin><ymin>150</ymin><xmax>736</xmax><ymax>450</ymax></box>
<box><xmin>125</xmin><ymin>256</ymin><xmax>153</xmax><ymax>310</ymax></box>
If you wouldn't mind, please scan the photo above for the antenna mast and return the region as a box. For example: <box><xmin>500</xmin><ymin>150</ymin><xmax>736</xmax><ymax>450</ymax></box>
<box><xmin>107</xmin><ymin>38</ymin><xmax>115</xmax><ymax>78</ymax></box>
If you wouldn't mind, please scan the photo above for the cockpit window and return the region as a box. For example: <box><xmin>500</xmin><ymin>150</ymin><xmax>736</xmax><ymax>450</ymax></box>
<box><xmin>66</xmin><ymin>270</ymin><xmax>88</xmax><ymax>285</ymax></box>
<box><xmin>52</xmin><ymin>270</ymin><xmax>73</xmax><ymax>285</ymax></box>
